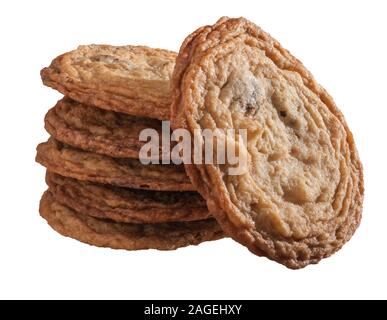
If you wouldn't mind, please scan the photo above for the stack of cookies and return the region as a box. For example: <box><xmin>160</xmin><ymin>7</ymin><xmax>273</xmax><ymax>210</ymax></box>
<box><xmin>36</xmin><ymin>17</ymin><xmax>364</xmax><ymax>269</ymax></box>
<box><xmin>36</xmin><ymin>45</ymin><xmax>224</xmax><ymax>251</ymax></box>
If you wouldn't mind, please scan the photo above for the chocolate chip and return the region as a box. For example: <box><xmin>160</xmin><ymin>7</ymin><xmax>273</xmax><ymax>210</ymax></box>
<box><xmin>244</xmin><ymin>103</ymin><xmax>259</xmax><ymax>117</ymax></box>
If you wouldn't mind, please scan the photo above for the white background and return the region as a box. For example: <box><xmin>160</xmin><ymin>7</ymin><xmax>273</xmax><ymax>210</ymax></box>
<box><xmin>0</xmin><ymin>0</ymin><xmax>386</xmax><ymax>300</ymax></box>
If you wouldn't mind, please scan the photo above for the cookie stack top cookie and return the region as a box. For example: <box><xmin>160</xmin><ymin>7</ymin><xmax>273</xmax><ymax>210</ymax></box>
<box><xmin>41</xmin><ymin>45</ymin><xmax>176</xmax><ymax>120</ymax></box>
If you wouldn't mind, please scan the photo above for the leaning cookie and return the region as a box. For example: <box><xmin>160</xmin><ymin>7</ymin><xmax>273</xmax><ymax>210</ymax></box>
<box><xmin>36</xmin><ymin>138</ymin><xmax>194</xmax><ymax>191</ymax></box>
<box><xmin>41</xmin><ymin>45</ymin><xmax>176</xmax><ymax>120</ymax></box>
<box><xmin>171</xmin><ymin>17</ymin><xmax>364</xmax><ymax>269</ymax></box>
<box><xmin>45</xmin><ymin>97</ymin><xmax>173</xmax><ymax>159</ymax></box>
<box><xmin>46</xmin><ymin>172</ymin><xmax>211</xmax><ymax>224</ymax></box>
<box><xmin>40</xmin><ymin>191</ymin><xmax>224</xmax><ymax>251</ymax></box>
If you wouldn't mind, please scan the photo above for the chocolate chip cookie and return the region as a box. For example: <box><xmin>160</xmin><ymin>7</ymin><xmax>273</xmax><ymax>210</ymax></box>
<box><xmin>45</xmin><ymin>97</ymin><xmax>171</xmax><ymax>159</ymax></box>
<box><xmin>46</xmin><ymin>172</ymin><xmax>210</xmax><ymax>223</ymax></box>
<box><xmin>40</xmin><ymin>191</ymin><xmax>224</xmax><ymax>251</ymax></box>
<box><xmin>171</xmin><ymin>17</ymin><xmax>364</xmax><ymax>268</ymax></box>
<box><xmin>41</xmin><ymin>45</ymin><xmax>176</xmax><ymax>120</ymax></box>
<box><xmin>36</xmin><ymin>138</ymin><xmax>194</xmax><ymax>191</ymax></box>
